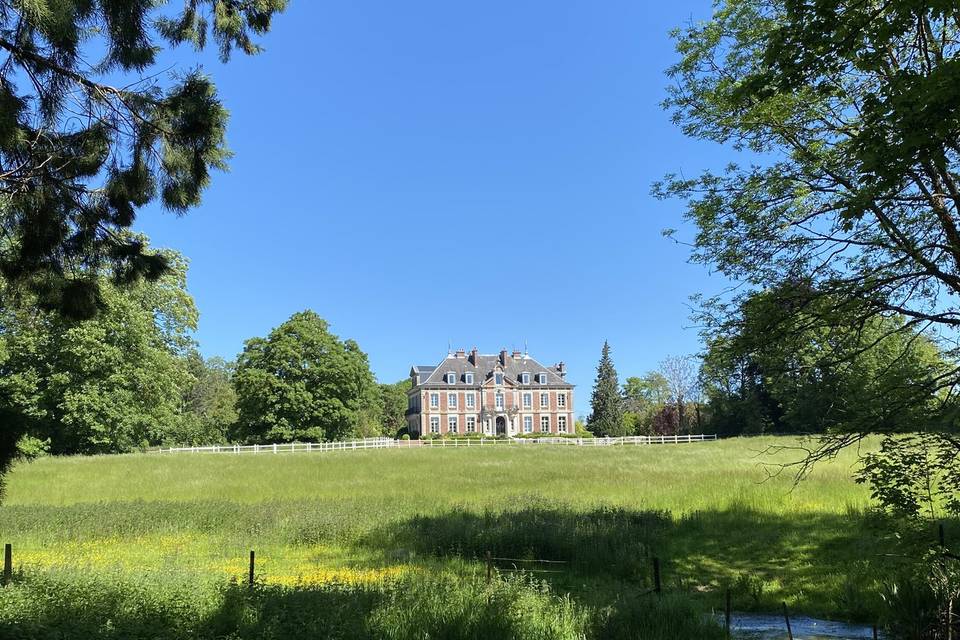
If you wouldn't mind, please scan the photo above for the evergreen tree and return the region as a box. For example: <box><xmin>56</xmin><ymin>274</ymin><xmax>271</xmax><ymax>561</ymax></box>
<box><xmin>587</xmin><ymin>341</ymin><xmax>626</xmax><ymax>437</ymax></box>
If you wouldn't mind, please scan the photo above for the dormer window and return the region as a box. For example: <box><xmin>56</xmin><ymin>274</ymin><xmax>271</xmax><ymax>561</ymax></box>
<box><xmin>537</xmin><ymin>373</ymin><xmax>547</xmax><ymax>384</ymax></box>
<box><xmin>446</xmin><ymin>372</ymin><xmax>456</xmax><ymax>384</ymax></box>
<box><xmin>464</xmin><ymin>373</ymin><xmax>474</xmax><ymax>385</ymax></box>
<box><xmin>495</xmin><ymin>373</ymin><xmax>504</xmax><ymax>385</ymax></box>
<box><xmin>521</xmin><ymin>372</ymin><xmax>530</xmax><ymax>384</ymax></box>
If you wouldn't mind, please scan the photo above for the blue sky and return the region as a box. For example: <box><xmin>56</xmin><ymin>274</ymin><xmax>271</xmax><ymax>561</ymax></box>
<box><xmin>136</xmin><ymin>0</ymin><xmax>731</xmax><ymax>396</ymax></box>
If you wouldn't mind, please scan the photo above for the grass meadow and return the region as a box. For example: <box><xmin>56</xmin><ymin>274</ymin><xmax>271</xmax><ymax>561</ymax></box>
<box><xmin>0</xmin><ymin>436</ymin><xmax>944</xmax><ymax>639</ymax></box>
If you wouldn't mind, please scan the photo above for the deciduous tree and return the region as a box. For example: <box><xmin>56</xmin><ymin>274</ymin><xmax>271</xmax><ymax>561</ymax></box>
<box><xmin>658</xmin><ymin>0</ymin><xmax>960</xmax><ymax>514</ymax></box>
<box><xmin>232</xmin><ymin>311</ymin><xmax>379</xmax><ymax>443</ymax></box>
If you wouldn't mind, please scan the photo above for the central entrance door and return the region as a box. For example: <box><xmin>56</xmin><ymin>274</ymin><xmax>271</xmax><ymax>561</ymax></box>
<box><xmin>495</xmin><ymin>416</ymin><xmax>506</xmax><ymax>436</ymax></box>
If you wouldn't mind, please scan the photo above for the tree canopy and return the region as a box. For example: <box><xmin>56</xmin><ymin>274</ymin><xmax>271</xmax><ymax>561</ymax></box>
<box><xmin>0</xmin><ymin>0</ymin><xmax>287</xmax><ymax>320</ymax></box>
<box><xmin>659</xmin><ymin>0</ymin><xmax>960</xmax><ymax>515</ymax></box>
<box><xmin>0</xmin><ymin>245</ymin><xmax>198</xmax><ymax>455</ymax></box>
<box><xmin>232</xmin><ymin>311</ymin><xmax>379</xmax><ymax>443</ymax></box>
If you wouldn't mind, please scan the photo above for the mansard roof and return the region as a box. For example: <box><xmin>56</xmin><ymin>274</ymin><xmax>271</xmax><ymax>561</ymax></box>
<box><xmin>412</xmin><ymin>352</ymin><xmax>572</xmax><ymax>389</ymax></box>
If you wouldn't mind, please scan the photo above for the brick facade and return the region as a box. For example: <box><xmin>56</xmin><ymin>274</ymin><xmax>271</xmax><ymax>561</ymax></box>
<box><xmin>407</xmin><ymin>348</ymin><xmax>574</xmax><ymax>438</ymax></box>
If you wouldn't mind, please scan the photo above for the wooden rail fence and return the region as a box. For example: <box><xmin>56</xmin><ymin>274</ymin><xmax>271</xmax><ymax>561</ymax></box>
<box><xmin>156</xmin><ymin>434</ymin><xmax>719</xmax><ymax>455</ymax></box>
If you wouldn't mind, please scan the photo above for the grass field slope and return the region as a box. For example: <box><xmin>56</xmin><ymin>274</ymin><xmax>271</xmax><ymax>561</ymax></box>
<box><xmin>0</xmin><ymin>437</ymin><xmax>938</xmax><ymax>639</ymax></box>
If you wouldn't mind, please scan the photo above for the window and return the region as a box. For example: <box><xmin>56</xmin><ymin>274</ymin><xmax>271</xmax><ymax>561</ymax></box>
<box><xmin>523</xmin><ymin>416</ymin><xmax>533</xmax><ymax>433</ymax></box>
<box><xmin>558</xmin><ymin>415</ymin><xmax>567</xmax><ymax>433</ymax></box>
<box><xmin>447</xmin><ymin>393</ymin><xmax>457</xmax><ymax>409</ymax></box>
<box><xmin>495</xmin><ymin>392</ymin><xmax>504</xmax><ymax>409</ymax></box>
<box><xmin>446</xmin><ymin>372</ymin><xmax>456</xmax><ymax>384</ymax></box>
<box><xmin>521</xmin><ymin>372</ymin><xmax>530</xmax><ymax>384</ymax></box>
<box><xmin>537</xmin><ymin>373</ymin><xmax>547</xmax><ymax>384</ymax></box>
<box><xmin>466</xmin><ymin>416</ymin><xmax>477</xmax><ymax>432</ymax></box>
<box><xmin>466</xmin><ymin>393</ymin><xmax>476</xmax><ymax>409</ymax></box>
<box><xmin>430</xmin><ymin>393</ymin><xmax>439</xmax><ymax>408</ymax></box>
<box><xmin>430</xmin><ymin>416</ymin><xmax>440</xmax><ymax>433</ymax></box>
<box><xmin>448</xmin><ymin>416</ymin><xmax>458</xmax><ymax>434</ymax></box>
<box><xmin>540</xmin><ymin>392</ymin><xmax>549</xmax><ymax>408</ymax></box>
<box><xmin>484</xmin><ymin>419</ymin><xmax>491</xmax><ymax>434</ymax></box>
<box><xmin>464</xmin><ymin>373</ymin><xmax>474</xmax><ymax>384</ymax></box>
<box><xmin>540</xmin><ymin>416</ymin><xmax>550</xmax><ymax>433</ymax></box>
<box><xmin>557</xmin><ymin>393</ymin><xmax>566</xmax><ymax>408</ymax></box>
<box><xmin>495</xmin><ymin>373</ymin><xmax>504</xmax><ymax>385</ymax></box>
<box><xmin>523</xmin><ymin>393</ymin><xmax>532</xmax><ymax>409</ymax></box>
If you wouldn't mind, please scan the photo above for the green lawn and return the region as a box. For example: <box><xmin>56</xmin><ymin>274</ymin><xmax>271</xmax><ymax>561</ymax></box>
<box><xmin>0</xmin><ymin>437</ymin><xmax>939</xmax><ymax>639</ymax></box>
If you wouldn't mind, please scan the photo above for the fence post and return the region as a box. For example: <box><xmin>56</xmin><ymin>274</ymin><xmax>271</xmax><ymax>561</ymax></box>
<box><xmin>3</xmin><ymin>544</ymin><xmax>10</xmax><ymax>586</ymax></box>
<box><xmin>725</xmin><ymin>589</ymin><xmax>731</xmax><ymax>638</ymax></box>
<box><xmin>248</xmin><ymin>550</ymin><xmax>255</xmax><ymax>586</ymax></box>
<box><xmin>652</xmin><ymin>557</ymin><xmax>661</xmax><ymax>596</ymax></box>
<box><xmin>486</xmin><ymin>551</ymin><xmax>492</xmax><ymax>585</ymax></box>
<box><xmin>782</xmin><ymin>602</ymin><xmax>794</xmax><ymax>640</ymax></box>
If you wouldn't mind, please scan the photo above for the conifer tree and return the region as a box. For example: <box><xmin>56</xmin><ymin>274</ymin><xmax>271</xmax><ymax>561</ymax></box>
<box><xmin>588</xmin><ymin>341</ymin><xmax>626</xmax><ymax>437</ymax></box>
<box><xmin>0</xmin><ymin>0</ymin><xmax>288</xmax><ymax>320</ymax></box>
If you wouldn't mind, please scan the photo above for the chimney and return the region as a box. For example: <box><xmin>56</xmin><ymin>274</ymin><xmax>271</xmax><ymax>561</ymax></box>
<box><xmin>470</xmin><ymin>347</ymin><xmax>478</xmax><ymax>365</ymax></box>
<box><xmin>512</xmin><ymin>349</ymin><xmax>522</xmax><ymax>359</ymax></box>
<box><xmin>556</xmin><ymin>362</ymin><xmax>566</xmax><ymax>378</ymax></box>
<box><xmin>455</xmin><ymin>348</ymin><xmax>466</xmax><ymax>359</ymax></box>
<box><xmin>500</xmin><ymin>349</ymin><xmax>508</xmax><ymax>365</ymax></box>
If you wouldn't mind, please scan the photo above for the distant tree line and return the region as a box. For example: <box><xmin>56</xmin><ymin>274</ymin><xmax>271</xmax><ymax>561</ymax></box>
<box><xmin>586</xmin><ymin>299</ymin><xmax>947</xmax><ymax>440</ymax></box>
<box><xmin>0</xmin><ymin>244</ymin><xmax>412</xmax><ymax>457</ymax></box>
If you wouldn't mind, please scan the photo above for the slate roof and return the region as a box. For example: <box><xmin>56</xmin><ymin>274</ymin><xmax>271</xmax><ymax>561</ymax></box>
<box><xmin>412</xmin><ymin>352</ymin><xmax>572</xmax><ymax>388</ymax></box>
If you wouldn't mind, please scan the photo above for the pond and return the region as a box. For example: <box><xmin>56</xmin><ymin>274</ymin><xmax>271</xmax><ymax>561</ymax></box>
<box><xmin>725</xmin><ymin>613</ymin><xmax>881</xmax><ymax>640</ymax></box>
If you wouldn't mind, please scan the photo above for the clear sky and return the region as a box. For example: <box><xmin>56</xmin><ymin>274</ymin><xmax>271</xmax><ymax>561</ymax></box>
<box><xmin>135</xmin><ymin>0</ymin><xmax>731</xmax><ymax>398</ymax></box>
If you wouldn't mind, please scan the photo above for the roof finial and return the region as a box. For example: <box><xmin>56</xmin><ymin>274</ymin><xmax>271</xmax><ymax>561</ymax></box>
<box><xmin>447</xmin><ymin>339</ymin><xmax>452</xmax><ymax>355</ymax></box>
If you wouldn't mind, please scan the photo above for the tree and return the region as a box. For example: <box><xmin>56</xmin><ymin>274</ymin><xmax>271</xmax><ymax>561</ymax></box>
<box><xmin>701</xmin><ymin>288</ymin><xmax>946</xmax><ymax>440</ymax></box>
<box><xmin>232</xmin><ymin>311</ymin><xmax>379</xmax><ymax>443</ymax></box>
<box><xmin>0</xmin><ymin>0</ymin><xmax>288</xmax><ymax>497</ymax></box>
<box><xmin>379</xmin><ymin>379</ymin><xmax>412</xmax><ymax>437</ymax></box>
<box><xmin>587</xmin><ymin>341</ymin><xmax>626</xmax><ymax>437</ymax></box>
<box><xmin>174</xmin><ymin>355</ymin><xmax>238</xmax><ymax>445</ymax></box>
<box><xmin>0</xmin><ymin>1</ymin><xmax>288</xmax><ymax>321</ymax></box>
<box><xmin>658</xmin><ymin>355</ymin><xmax>699</xmax><ymax>434</ymax></box>
<box><xmin>0</xmin><ymin>246</ymin><xmax>198</xmax><ymax>454</ymax></box>
<box><xmin>621</xmin><ymin>372</ymin><xmax>671</xmax><ymax>435</ymax></box>
<box><xmin>657</xmin><ymin>0</ymin><xmax>960</xmax><ymax>514</ymax></box>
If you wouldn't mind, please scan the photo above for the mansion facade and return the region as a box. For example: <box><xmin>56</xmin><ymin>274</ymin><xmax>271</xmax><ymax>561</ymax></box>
<box><xmin>407</xmin><ymin>348</ymin><xmax>575</xmax><ymax>438</ymax></box>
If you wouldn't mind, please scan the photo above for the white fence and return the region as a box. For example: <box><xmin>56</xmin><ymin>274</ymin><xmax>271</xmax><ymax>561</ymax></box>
<box><xmin>156</xmin><ymin>434</ymin><xmax>718</xmax><ymax>455</ymax></box>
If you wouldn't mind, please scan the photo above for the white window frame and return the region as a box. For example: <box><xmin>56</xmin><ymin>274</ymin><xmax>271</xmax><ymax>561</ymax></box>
<box><xmin>522</xmin><ymin>393</ymin><xmax>532</xmax><ymax>409</ymax></box>
<box><xmin>464</xmin><ymin>372</ymin><xmax>474</xmax><ymax>384</ymax></box>
<box><xmin>557</xmin><ymin>393</ymin><xmax>566</xmax><ymax>408</ymax></box>
<box><xmin>430</xmin><ymin>416</ymin><xmax>440</xmax><ymax>433</ymax></box>
<box><xmin>466</xmin><ymin>393</ymin><xmax>476</xmax><ymax>409</ymax></box>
<box><xmin>466</xmin><ymin>416</ymin><xmax>477</xmax><ymax>432</ymax></box>
<box><xmin>446</xmin><ymin>372</ymin><xmax>456</xmax><ymax>384</ymax></box>
<box><xmin>540</xmin><ymin>392</ymin><xmax>549</xmax><ymax>408</ymax></box>
<box><xmin>523</xmin><ymin>415</ymin><xmax>533</xmax><ymax>433</ymax></box>
<box><xmin>495</xmin><ymin>392</ymin><xmax>504</xmax><ymax>409</ymax></box>
<box><xmin>448</xmin><ymin>392</ymin><xmax>457</xmax><ymax>409</ymax></box>
<box><xmin>430</xmin><ymin>393</ymin><xmax>439</xmax><ymax>408</ymax></box>
<box><xmin>448</xmin><ymin>415</ymin><xmax>458</xmax><ymax>434</ymax></box>
<box><xmin>558</xmin><ymin>415</ymin><xmax>567</xmax><ymax>433</ymax></box>
<box><xmin>495</xmin><ymin>373</ymin><xmax>504</xmax><ymax>385</ymax></box>
<box><xmin>537</xmin><ymin>373</ymin><xmax>546</xmax><ymax>384</ymax></box>
<box><xmin>521</xmin><ymin>372</ymin><xmax>530</xmax><ymax>384</ymax></box>
<box><xmin>540</xmin><ymin>416</ymin><xmax>550</xmax><ymax>433</ymax></box>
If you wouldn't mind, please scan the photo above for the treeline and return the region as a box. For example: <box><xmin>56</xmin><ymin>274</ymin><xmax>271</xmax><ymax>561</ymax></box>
<box><xmin>586</xmin><ymin>288</ymin><xmax>947</xmax><ymax>439</ymax></box>
<box><xmin>0</xmin><ymin>246</ymin><xmax>408</xmax><ymax>457</ymax></box>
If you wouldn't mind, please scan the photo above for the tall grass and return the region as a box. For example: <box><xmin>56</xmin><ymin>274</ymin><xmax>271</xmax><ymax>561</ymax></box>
<box><xmin>0</xmin><ymin>436</ymin><xmax>939</xmax><ymax>636</ymax></box>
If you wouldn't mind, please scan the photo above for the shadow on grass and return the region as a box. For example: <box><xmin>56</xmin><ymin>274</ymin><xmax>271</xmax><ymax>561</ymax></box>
<box><xmin>364</xmin><ymin>500</ymin><xmax>947</xmax><ymax>622</ymax></box>
<box><xmin>0</xmin><ymin>570</ymin><xmax>723</xmax><ymax>640</ymax></box>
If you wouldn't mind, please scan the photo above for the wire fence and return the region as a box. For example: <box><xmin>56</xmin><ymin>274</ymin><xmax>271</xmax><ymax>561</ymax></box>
<box><xmin>154</xmin><ymin>434</ymin><xmax>719</xmax><ymax>455</ymax></box>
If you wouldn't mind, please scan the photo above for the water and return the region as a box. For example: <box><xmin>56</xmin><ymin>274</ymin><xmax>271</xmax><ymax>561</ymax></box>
<box><xmin>724</xmin><ymin>613</ymin><xmax>880</xmax><ymax>640</ymax></box>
